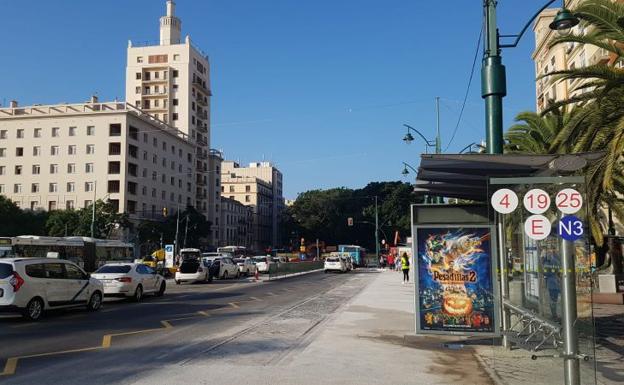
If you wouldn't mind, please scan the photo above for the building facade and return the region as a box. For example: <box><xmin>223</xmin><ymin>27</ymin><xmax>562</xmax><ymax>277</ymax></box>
<box><xmin>0</xmin><ymin>100</ymin><xmax>195</xmax><ymax>218</ymax></box>
<box><xmin>207</xmin><ymin>149</ymin><xmax>223</xmax><ymax>245</ymax></box>
<box><xmin>125</xmin><ymin>0</ymin><xmax>212</xmax><ymax>215</ymax></box>
<box><xmin>221</xmin><ymin>161</ymin><xmax>284</xmax><ymax>251</ymax></box>
<box><xmin>219</xmin><ymin>196</ymin><xmax>253</xmax><ymax>248</ymax></box>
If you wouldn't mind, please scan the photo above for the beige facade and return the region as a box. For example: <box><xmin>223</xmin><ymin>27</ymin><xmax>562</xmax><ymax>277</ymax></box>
<box><xmin>126</xmin><ymin>0</ymin><xmax>212</xmax><ymax>216</ymax></box>
<box><xmin>0</xmin><ymin>101</ymin><xmax>195</xmax><ymax>219</ymax></box>
<box><xmin>533</xmin><ymin>0</ymin><xmax>616</xmax><ymax>112</ymax></box>
<box><xmin>207</xmin><ymin>149</ymin><xmax>223</xmax><ymax>245</ymax></box>
<box><xmin>221</xmin><ymin>161</ymin><xmax>284</xmax><ymax>250</ymax></box>
<box><xmin>219</xmin><ymin>197</ymin><xmax>253</xmax><ymax>248</ymax></box>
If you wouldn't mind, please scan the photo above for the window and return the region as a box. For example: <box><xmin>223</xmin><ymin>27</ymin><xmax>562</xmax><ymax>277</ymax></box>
<box><xmin>245</xmin><ymin>195</ymin><xmax>250</xmax><ymax>202</ymax></box>
<box><xmin>136</xmin><ymin>86</ymin><xmax>141</xmax><ymax>94</ymax></box>
<box><xmin>173</xmin><ymin>70</ymin><xmax>179</xmax><ymax>78</ymax></box>
<box><xmin>153</xmin><ymin>137</ymin><xmax>158</xmax><ymax>147</ymax></box>
<box><xmin>142</xmin><ymin>168</ymin><xmax>147</xmax><ymax>177</ymax></box>
<box><xmin>143</xmin><ymin>100</ymin><xmax>150</xmax><ymax>109</ymax></box>
<box><xmin>84</xmin><ymin>200</ymin><xmax>92</xmax><ymax>208</ymax></box>
<box><xmin>129</xmin><ymin>126</ymin><xmax>138</xmax><ymax>140</ymax></box>
<box><xmin>229</xmin><ymin>186</ymin><xmax>235</xmax><ymax>193</ymax></box>
<box><xmin>153</xmin><ymin>154</ymin><xmax>157</xmax><ymax>164</ymax></box>
<box><xmin>136</xmin><ymin>72</ymin><xmax>142</xmax><ymax>80</ymax></box>
<box><xmin>87</xmin><ymin>126</ymin><xmax>95</xmax><ymax>136</ymax></box>
<box><xmin>161</xmin><ymin>174</ymin><xmax>166</xmax><ymax>183</ymax></box>
<box><xmin>108</xmin><ymin>161</ymin><xmax>121</xmax><ymax>174</ymax></box>
<box><xmin>86</xmin><ymin>144</ymin><xmax>95</xmax><ymax>154</ymax></box>
<box><xmin>143</xmin><ymin>151</ymin><xmax>148</xmax><ymax>160</ymax></box>
<box><xmin>173</xmin><ymin>54</ymin><xmax>180</xmax><ymax>61</ymax></box>
<box><xmin>85</xmin><ymin>163</ymin><xmax>94</xmax><ymax>173</ymax></box>
<box><xmin>49</xmin><ymin>183</ymin><xmax>57</xmax><ymax>193</ymax></box>
<box><xmin>109</xmin><ymin>142</ymin><xmax>121</xmax><ymax>155</ymax></box>
<box><xmin>162</xmin><ymin>158</ymin><xmax>167</xmax><ymax>167</ymax></box>
<box><xmin>148</xmin><ymin>54</ymin><xmax>168</xmax><ymax>64</ymax></box>
<box><xmin>142</xmin><ymin>186</ymin><xmax>147</xmax><ymax>195</ymax></box>
<box><xmin>127</xmin><ymin>182</ymin><xmax>137</xmax><ymax>195</ymax></box>
<box><xmin>32</xmin><ymin>165</ymin><xmax>40</xmax><ymax>175</ymax></box>
<box><xmin>65</xmin><ymin>264</ymin><xmax>86</xmax><ymax>280</ymax></box>
<box><xmin>109</xmin><ymin>123</ymin><xmax>121</xmax><ymax>136</ymax></box>
<box><xmin>170</xmin><ymin>176</ymin><xmax>175</xmax><ymax>186</ymax></box>
<box><xmin>14</xmin><ymin>184</ymin><xmax>21</xmax><ymax>193</ymax></box>
<box><xmin>66</xmin><ymin>200</ymin><xmax>74</xmax><ymax>210</ymax></box>
<box><xmin>85</xmin><ymin>182</ymin><xmax>94</xmax><ymax>192</ymax></box>
<box><xmin>0</xmin><ymin>166</ymin><xmax>4</xmax><ymax>175</ymax></box>
<box><xmin>69</xmin><ymin>126</ymin><xmax>76</xmax><ymax>136</ymax></box>
<box><xmin>0</xmin><ymin>148</ymin><xmax>4</xmax><ymax>157</ymax></box>
<box><xmin>51</xmin><ymin>145</ymin><xmax>59</xmax><ymax>156</ymax></box>
<box><xmin>173</xmin><ymin>98</ymin><xmax>179</xmax><ymax>106</ymax></box>
<box><xmin>68</xmin><ymin>145</ymin><xmax>77</xmax><ymax>155</ymax></box>
<box><xmin>129</xmin><ymin>144</ymin><xmax>138</xmax><ymax>159</ymax></box>
<box><xmin>67</xmin><ymin>163</ymin><xmax>76</xmax><ymax>174</ymax></box>
<box><xmin>152</xmin><ymin>171</ymin><xmax>157</xmax><ymax>181</ymax></box>
<box><xmin>107</xmin><ymin>180</ymin><xmax>120</xmax><ymax>193</ymax></box>
<box><xmin>16</xmin><ymin>147</ymin><xmax>23</xmax><ymax>157</ymax></box>
<box><xmin>0</xmin><ymin>130</ymin><xmax>6</xmax><ymax>139</ymax></box>
<box><xmin>128</xmin><ymin>163</ymin><xmax>138</xmax><ymax>177</ymax></box>
<box><xmin>152</xmin><ymin>188</ymin><xmax>157</xmax><ymax>197</ymax></box>
<box><xmin>143</xmin><ymin>133</ymin><xmax>148</xmax><ymax>143</ymax></box>
<box><xmin>137</xmin><ymin>56</ymin><xmax>143</xmax><ymax>63</ymax></box>
<box><xmin>161</xmin><ymin>190</ymin><xmax>166</xmax><ymax>199</ymax></box>
<box><xmin>14</xmin><ymin>165</ymin><xmax>22</xmax><ymax>175</ymax></box>
<box><xmin>172</xmin><ymin>113</ymin><xmax>178</xmax><ymax>121</ymax></box>
<box><xmin>52</xmin><ymin>127</ymin><xmax>60</xmax><ymax>137</ymax></box>
<box><xmin>246</xmin><ymin>185</ymin><xmax>251</xmax><ymax>192</ymax></box>
<box><xmin>66</xmin><ymin>182</ymin><xmax>75</xmax><ymax>192</ymax></box>
<box><xmin>48</xmin><ymin>201</ymin><xmax>56</xmax><ymax>211</ymax></box>
<box><xmin>33</xmin><ymin>146</ymin><xmax>41</xmax><ymax>156</ymax></box>
<box><xmin>34</xmin><ymin>128</ymin><xmax>41</xmax><ymax>138</ymax></box>
<box><xmin>16</xmin><ymin>129</ymin><xmax>24</xmax><ymax>139</ymax></box>
<box><xmin>50</xmin><ymin>164</ymin><xmax>58</xmax><ymax>174</ymax></box>
<box><xmin>127</xmin><ymin>200</ymin><xmax>137</xmax><ymax>214</ymax></box>
<box><xmin>31</xmin><ymin>183</ymin><xmax>39</xmax><ymax>193</ymax></box>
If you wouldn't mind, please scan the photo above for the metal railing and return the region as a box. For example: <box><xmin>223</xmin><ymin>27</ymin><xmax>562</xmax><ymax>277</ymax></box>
<box><xmin>267</xmin><ymin>261</ymin><xmax>323</xmax><ymax>280</ymax></box>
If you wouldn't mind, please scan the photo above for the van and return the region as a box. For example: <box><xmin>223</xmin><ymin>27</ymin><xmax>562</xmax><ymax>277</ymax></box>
<box><xmin>0</xmin><ymin>258</ymin><xmax>104</xmax><ymax>321</ymax></box>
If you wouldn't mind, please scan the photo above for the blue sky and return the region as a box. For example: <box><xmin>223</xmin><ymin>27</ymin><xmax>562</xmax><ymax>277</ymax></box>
<box><xmin>0</xmin><ymin>0</ymin><xmax>548</xmax><ymax>198</ymax></box>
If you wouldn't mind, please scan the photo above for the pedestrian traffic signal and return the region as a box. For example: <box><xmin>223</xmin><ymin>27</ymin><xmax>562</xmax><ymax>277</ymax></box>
<box><xmin>162</xmin><ymin>207</ymin><xmax>168</xmax><ymax>217</ymax></box>
<box><xmin>347</xmin><ymin>217</ymin><xmax>354</xmax><ymax>226</ymax></box>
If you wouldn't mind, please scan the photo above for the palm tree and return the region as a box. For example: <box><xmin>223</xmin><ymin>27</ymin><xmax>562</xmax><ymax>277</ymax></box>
<box><xmin>504</xmin><ymin>108</ymin><xmax>576</xmax><ymax>154</ymax></box>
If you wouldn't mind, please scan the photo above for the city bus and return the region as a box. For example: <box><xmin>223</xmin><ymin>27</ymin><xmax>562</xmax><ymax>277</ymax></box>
<box><xmin>216</xmin><ymin>246</ymin><xmax>247</xmax><ymax>257</ymax></box>
<box><xmin>7</xmin><ymin>236</ymin><xmax>133</xmax><ymax>272</ymax></box>
<box><xmin>338</xmin><ymin>245</ymin><xmax>366</xmax><ymax>267</ymax></box>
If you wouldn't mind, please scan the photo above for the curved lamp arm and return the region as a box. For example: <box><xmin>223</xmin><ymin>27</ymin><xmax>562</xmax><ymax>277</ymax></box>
<box><xmin>499</xmin><ymin>0</ymin><xmax>557</xmax><ymax>48</ymax></box>
<box><xmin>403</xmin><ymin>124</ymin><xmax>435</xmax><ymax>147</ymax></box>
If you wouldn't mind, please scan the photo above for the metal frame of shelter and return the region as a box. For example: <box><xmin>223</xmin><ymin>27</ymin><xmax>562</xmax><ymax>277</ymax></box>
<box><xmin>412</xmin><ymin>153</ymin><xmax>603</xmax><ymax>385</ymax></box>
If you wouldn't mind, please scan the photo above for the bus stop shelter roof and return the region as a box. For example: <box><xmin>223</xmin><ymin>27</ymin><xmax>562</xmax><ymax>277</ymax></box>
<box><xmin>414</xmin><ymin>152</ymin><xmax>604</xmax><ymax>201</ymax></box>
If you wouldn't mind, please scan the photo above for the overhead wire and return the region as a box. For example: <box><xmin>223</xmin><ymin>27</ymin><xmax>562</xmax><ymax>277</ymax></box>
<box><xmin>444</xmin><ymin>22</ymin><xmax>484</xmax><ymax>152</ymax></box>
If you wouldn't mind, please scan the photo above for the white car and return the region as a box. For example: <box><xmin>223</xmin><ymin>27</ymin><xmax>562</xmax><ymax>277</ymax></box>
<box><xmin>175</xmin><ymin>257</ymin><xmax>211</xmax><ymax>284</ymax></box>
<box><xmin>0</xmin><ymin>258</ymin><xmax>104</xmax><ymax>321</ymax></box>
<box><xmin>324</xmin><ymin>257</ymin><xmax>347</xmax><ymax>273</ymax></box>
<box><xmin>91</xmin><ymin>263</ymin><xmax>166</xmax><ymax>301</ymax></box>
<box><xmin>234</xmin><ymin>257</ymin><xmax>257</xmax><ymax>276</ymax></box>
<box><xmin>252</xmin><ymin>256</ymin><xmax>273</xmax><ymax>273</ymax></box>
<box><xmin>204</xmin><ymin>256</ymin><xmax>239</xmax><ymax>279</ymax></box>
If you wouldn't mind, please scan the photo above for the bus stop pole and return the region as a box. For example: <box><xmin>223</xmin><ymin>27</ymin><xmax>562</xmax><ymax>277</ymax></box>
<box><xmin>560</xmin><ymin>236</ymin><xmax>580</xmax><ymax>385</ymax></box>
<box><xmin>497</xmin><ymin>213</ymin><xmax>511</xmax><ymax>349</ymax></box>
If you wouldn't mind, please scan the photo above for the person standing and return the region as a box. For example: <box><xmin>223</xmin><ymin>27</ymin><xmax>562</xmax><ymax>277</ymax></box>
<box><xmin>387</xmin><ymin>253</ymin><xmax>395</xmax><ymax>271</ymax></box>
<box><xmin>401</xmin><ymin>252</ymin><xmax>410</xmax><ymax>284</ymax></box>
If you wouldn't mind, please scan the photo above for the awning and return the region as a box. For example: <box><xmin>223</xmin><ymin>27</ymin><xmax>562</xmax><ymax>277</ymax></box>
<box><xmin>415</xmin><ymin>152</ymin><xmax>604</xmax><ymax>201</ymax></box>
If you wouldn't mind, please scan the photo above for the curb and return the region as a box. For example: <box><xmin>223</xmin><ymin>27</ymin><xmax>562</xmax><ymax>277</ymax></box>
<box><xmin>473</xmin><ymin>348</ymin><xmax>505</xmax><ymax>385</ymax></box>
<box><xmin>266</xmin><ymin>269</ymin><xmax>324</xmax><ymax>281</ymax></box>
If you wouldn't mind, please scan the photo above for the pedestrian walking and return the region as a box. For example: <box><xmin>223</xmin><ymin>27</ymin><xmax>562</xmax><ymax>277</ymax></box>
<box><xmin>395</xmin><ymin>256</ymin><xmax>402</xmax><ymax>272</ymax></box>
<box><xmin>401</xmin><ymin>252</ymin><xmax>410</xmax><ymax>284</ymax></box>
<box><xmin>387</xmin><ymin>253</ymin><xmax>395</xmax><ymax>271</ymax></box>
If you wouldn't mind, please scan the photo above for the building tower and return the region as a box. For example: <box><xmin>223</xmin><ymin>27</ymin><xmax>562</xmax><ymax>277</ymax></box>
<box><xmin>126</xmin><ymin>1</ymin><xmax>212</xmax><ymax>220</ymax></box>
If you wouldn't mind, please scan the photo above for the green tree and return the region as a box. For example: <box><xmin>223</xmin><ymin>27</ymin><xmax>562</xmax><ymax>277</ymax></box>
<box><xmin>45</xmin><ymin>200</ymin><xmax>129</xmax><ymax>238</ymax></box>
<box><xmin>0</xmin><ymin>196</ymin><xmax>48</xmax><ymax>236</ymax></box>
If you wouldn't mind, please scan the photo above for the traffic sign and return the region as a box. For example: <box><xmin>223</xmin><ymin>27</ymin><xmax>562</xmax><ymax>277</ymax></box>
<box><xmin>558</xmin><ymin>215</ymin><xmax>583</xmax><ymax>241</ymax></box>
<box><xmin>524</xmin><ymin>215</ymin><xmax>551</xmax><ymax>240</ymax></box>
<box><xmin>523</xmin><ymin>188</ymin><xmax>550</xmax><ymax>214</ymax></box>
<box><xmin>491</xmin><ymin>188</ymin><xmax>518</xmax><ymax>214</ymax></box>
<box><xmin>556</xmin><ymin>188</ymin><xmax>583</xmax><ymax>214</ymax></box>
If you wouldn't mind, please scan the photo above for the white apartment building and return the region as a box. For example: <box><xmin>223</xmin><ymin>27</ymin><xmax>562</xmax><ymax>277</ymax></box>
<box><xmin>126</xmin><ymin>0</ymin><xmax>212</xmax><ymax>216</ymax></box>
<box><xmin>532</xmin><ymin>0</ymin><xmax>621</xmax><ymax>112</ymax></box>
<box><xmin>221</xmin><ymin>161</ymin><xmax>284</xmax><ymax>250</ymax></box>
<box><xmin>0</xmin><ymin>100</ymin><xmax>195</xmax><ymax>218</ymax></box>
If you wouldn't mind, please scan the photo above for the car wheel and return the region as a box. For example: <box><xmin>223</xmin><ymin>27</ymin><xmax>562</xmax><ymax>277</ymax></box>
<box><xmin>87</xmin><ymin>292</ymin><xmax>103</xmax><ymax>311</ymax></box>
<box><xmin>133</xmin><ymin>285</ymin><xmax>143</xmax><ymax>302</ymax></box>
<box><xmin>23</xmin><ymin>297</ymin><xmax>44</xmax><ymax>321</ymax></box>
<box><xmin>156</xmin><ymin>282</ymin><xmax>166</xmax><ymax>297</ymax></box>
<box><xmin>223</xmin><ymin>271</ymin><xmax>228</xmax><ymax>280</ymax></box>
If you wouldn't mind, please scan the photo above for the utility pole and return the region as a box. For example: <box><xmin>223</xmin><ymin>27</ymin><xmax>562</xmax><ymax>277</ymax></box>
<box><xmin>90</xmin><ymin>181</ymin><xmax>97</xmax><ymax>238</ymax></box>
<box><xmin>435</xmin><ymin>96</ymin><xmax>441</xmax><ymax>154</ymax></box>
<box><xmin>375</xmin><ymin>196</ymin><xmax>379</xmax><ymax>264</ymax></box>
<box><xmin>183</xmin><ymin>215</ymin><xmax>189</xmax><ymax>248</ymax></box>
<box><xmin>316</xmin><ymin>238</ymin><xmax>319</xmax><ymax>260</ymax></box>
<box><xmin>174</xmin><ymin>204</ymin><xmax>180</xmax><ymax>256</ymax></box>
<box><xmin>482</xmin><ymin>0</ymin><xmax>506</xmax><ymax>154</ymax></box>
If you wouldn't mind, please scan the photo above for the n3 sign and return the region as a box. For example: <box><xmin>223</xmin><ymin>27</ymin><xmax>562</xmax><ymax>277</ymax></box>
<box><xmin>558</xmin><ymin>215</ymin><xmax>583</xmax><ymax>241</ymax></box>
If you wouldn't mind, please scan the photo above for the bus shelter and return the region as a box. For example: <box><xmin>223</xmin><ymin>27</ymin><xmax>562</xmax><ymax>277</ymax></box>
<box><xmin>412</xmin><ymin>152</ymin><xmax>604</xmax><ymax>385</ymax></box>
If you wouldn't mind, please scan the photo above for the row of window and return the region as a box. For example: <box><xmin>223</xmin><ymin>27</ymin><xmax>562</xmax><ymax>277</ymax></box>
<box><xmin>0</xmin><ymin>126</ymin><xmax>95</xmax><ymax>140</ymax></box>
<box><xmin>0</xmin><ymin>144</ymin><xmax>95</xmax><ymax>158</ymax></box>
<box><xmin>4</xmin><ymin>182</ymin><xmax>93</xmax><ymax>194</ymax></box>
<box><xmin>0</xmin><ymin>163</ymin><xmax>94</xmax><ymax>176</ymax></box>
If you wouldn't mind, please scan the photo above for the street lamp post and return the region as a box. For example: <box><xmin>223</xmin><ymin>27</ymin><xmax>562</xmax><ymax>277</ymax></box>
<box><xmin>481</xmin><ymin>0</ymin><xmax>578</xmax><ymax>154</ymax></box>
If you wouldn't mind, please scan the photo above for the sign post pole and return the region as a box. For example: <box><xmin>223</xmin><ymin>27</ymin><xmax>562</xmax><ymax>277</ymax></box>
<box><xmin>560</xmin><ymin>225</ymin><xmax>580</xmax><ymax>385</ymax></box>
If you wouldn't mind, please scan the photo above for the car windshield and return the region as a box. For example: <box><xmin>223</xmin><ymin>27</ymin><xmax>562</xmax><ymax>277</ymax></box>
<box><xmin>95</xmin><ymin>265</ymin><xmax>132</xmax><ymax>274</ymax></box>
<box><xmin>326</xmin><ymin>257</ymin><xmax>339</xmax><ymax>262</ymax></box>
<box><xmin>254</xmin><ymin>257</ymin><xmax>267</xmax><ymax>263</ymax></box>
<box><xmin>0</xmin><ymin>263</ymin><xmax>12</xmax><ymax>278</ymax></box>
<box><xmin>233</xmin><ymin>258</ymin><xmax>244</xmax><ymax>263</ymax></box>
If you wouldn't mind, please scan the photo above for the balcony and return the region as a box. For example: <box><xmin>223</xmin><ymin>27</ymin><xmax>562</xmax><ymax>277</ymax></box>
<box><xmin>196</xmin><ymin>137</ymin><xmax>207</xmax><ymax>146</ymax></box>
<box><xmin>192</xmin><ymin>80</ymin><xmax>212</xmax><ymax>96</ymax></box>
<box><xmin>196</xmin><ymin>124</ymin><xmax>208</xmax><ymax>134</ymax></box>
<box><xmin>196</xmin><ymin>95</ymin><xmax>207</xmax><ymax>107</ymax></box>
<box><xmin>142</xmin><ymin>90</ymin><xmax>168</xmax><ymax>97</ymax></box>
<box><xmin>196</xmin><ymin>151</ymin><xmax>207</xmax><ymax>160</ymax></box>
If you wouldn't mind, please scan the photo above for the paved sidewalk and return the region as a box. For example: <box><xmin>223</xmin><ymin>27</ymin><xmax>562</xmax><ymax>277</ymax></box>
<box><xmin>131</xmin><ymin>269</ymin><xmax>494</xmax><ymax>385</ymax></box>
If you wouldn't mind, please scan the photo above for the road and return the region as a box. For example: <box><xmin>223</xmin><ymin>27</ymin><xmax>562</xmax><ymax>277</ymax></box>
<box><xmin>0</xmin><ymin>271</ymin><xmax>370</xmax><ymax>385</ymax></box>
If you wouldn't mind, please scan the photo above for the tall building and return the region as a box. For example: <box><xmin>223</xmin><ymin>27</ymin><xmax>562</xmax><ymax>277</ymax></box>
<box><xmin>126</xmin><ymin>0</ymin><xmax>212</xmax><ymax>216</ymax></box>
<box><xmin>207</xmin><ymin>149</ymin><xmax>223</xmax><ymax>245</ymax></box>
<box><xmin>220</xmin><ymin>196</ymin><xmax>253</xmax><ymax>248</ymax></box>
<box><xmin>221</xmin><ymin>161</ymin><xmax>284</xmax><ymax>251</ymax></box>
<box><xmin>532</xmin><ymin>0</ymin><xmax>619</xmax><ymax>112</ymax></box>
<box><xmin>0</xmin><ymin>99</ymin><xmax>196</xmax><ymax>218</ymax></box>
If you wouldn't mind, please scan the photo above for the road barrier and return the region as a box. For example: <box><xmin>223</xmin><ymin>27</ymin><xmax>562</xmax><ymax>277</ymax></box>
<box><xmin>268</xmin><ymin>261</ymin><xmax>324</xmax><ymax>280</ymax></box>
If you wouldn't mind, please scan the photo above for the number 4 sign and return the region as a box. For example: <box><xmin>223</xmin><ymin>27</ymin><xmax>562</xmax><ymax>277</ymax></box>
<box><xmin>491</xmin><ymin>189</ymin><xmax>519</xmax><ymax>214</ymax></box>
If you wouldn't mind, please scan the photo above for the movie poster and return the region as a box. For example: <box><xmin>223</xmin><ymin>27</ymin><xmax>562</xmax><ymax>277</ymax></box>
<box><xmin>415</xmin><ymin>226</ymin><xmax>497</xmax><ymax>335</ymax></box>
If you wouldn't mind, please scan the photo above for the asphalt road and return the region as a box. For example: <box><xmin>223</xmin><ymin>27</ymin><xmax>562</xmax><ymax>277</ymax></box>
<box><xmin>0</xmin><ymin>271</ymin><xmax>370</xmax><ymax>385</ymax></box>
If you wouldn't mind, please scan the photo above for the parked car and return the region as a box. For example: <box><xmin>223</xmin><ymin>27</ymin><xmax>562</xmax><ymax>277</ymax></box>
<box><xmin>234</xmin><ymin>257</ymin><xmax>257</xmax><ymax>276</ymax></box>
<box><xmin>175</xmin><ymin>257</ymin><xmax>211</xmax><ymax>284</ymax></box>
<box><xmin>253</xmin><ymin>256</ymin><xmax>273</xmax><ymax>273</ymax></box>
<box><xmin>0</xmin><ymin>258</ymin><xmax>104</xmax><ymax>321</ymax></box>
<box><xmin>91</xmin><ymin>263</ymin><xmax>166</xmax><ymax>301</ymax></box>
<box><xmin>203</xmin><ymin>256</ymin><xmax>239</xmax><ymax>279</ymax></box>
<box><xmin>324</xmin><ymin>256</ymin><xmax>347</xmax><ymax>273</ymax></box>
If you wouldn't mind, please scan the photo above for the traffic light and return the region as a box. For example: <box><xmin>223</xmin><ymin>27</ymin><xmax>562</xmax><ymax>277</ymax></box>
<box><xmin>162</xmin><ymin>207</ymin><xmax>168</xmax><ymax>217</ymax></box>
<box><xmin>347</xmin><ymin>217</ymin><xmax>354</xmax><ymax>226</ymax></box>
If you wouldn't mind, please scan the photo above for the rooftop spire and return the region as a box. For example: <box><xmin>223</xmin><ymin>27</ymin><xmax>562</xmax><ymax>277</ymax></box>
<box><xmin>160</xmin><ymin>0</ymin><xmax>181</xmax><ymax>45</ymax></box>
